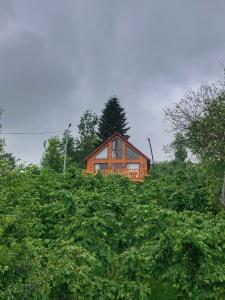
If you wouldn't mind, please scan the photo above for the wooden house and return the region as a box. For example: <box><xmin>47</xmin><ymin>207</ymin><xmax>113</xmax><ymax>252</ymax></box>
<box><xmin>84</xmin><ymin>132</ymin><xmax>150</xmax><ymax>182</ymax></box>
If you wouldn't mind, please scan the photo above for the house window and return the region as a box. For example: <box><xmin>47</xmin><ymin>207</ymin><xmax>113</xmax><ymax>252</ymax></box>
<box><xmin>126</xmin><ymin>163</ymin><xmax>140</xmax><ymax>170</ymax></box>
<box><xmin>112</xmin><ymin>163</ymin><xmax>123</xmax><ymax>169</ymax></box>
<box><xmin>126</xmin><ymin>146</ymin><xmax>139</xmax><ymax>159</ymax></box>
<box><xmin>95</xmin><ymin>163</ymin><xmax>108</xmax><ymax>171</ymax></box>
<box><xmin>96</xmin><ymin>146</ymin><xmax>108</xmax><ymax>159</ymax></box>
<box><xmin>112</xmin><ymin>139</ymin><xmax>123</xmax><ymax>159</ymax></box>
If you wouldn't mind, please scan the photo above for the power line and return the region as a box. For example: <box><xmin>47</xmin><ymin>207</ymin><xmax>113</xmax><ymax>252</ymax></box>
<box><xmin>1</xmin><ymin>131</ymin><xmax>63</xmax><ymax>135</ymax></box>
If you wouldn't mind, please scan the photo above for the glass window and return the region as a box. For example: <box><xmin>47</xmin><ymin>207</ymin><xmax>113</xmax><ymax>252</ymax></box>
<box><xmin>126</xmin><ymin>146</ymin><xmax>139</xmax><ymax>159</ymax></box>
<box><xmin>112</xmin><ymin>163</ymin><xmax>123</xmax><ymax>169</ymax></box>
<box><xmin>112</xmin><ymin>140</ymin><xmax>116</xmax><ymax>159</ymax></box>
<box><xmin>112</xmin><ymin>138</ymin><xmax>123</xmax><ymax>159</ymax></box>
<box><xmin>96</xmin><ymin>147</ymin><xmax>108</xmax><ymax>159</ymax></box>
<box><xmin>95</xmin><ymin>163</ymin><xmax>108</xmax><ymax>170</ymax></box>
<box><xmin>126</xmin><ymin>163</ymin><xmax>140</xmax><ymax>170</ymax></box>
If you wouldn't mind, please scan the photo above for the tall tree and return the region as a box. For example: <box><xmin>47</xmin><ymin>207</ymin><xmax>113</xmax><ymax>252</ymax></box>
<box><xmin>164</xmin><ymin>74</ymin><xmax>225</xmax><ymax>208</ymax></box>
<box><xmin>74</xmin><ymin>110</ymin><xmax>99</xmax><ymax>168</ymax></box>
<box><xmin>41</xmin><ymin>136</ymin><xmax>63</xmax><ymax>172</ymax></box>
<box><xmin>164</xmin><ymin>132</ymin><xmax>188</xmax><ymax>162</ymax></box>
<box><xmin>164</xmin><ymin>76</ymin><xmax>225</xmax><ymax>164</ymax></box>
<box><xmin>98</xmin><ymin>96</ymin><xmax>130</xmax><ymax>143</ymax></box>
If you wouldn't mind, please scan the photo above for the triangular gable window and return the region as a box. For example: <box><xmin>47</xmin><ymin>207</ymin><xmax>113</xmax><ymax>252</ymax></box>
<box><xmin>126</xmin><ymin>145</ymin><xmax>139</xmax><ymax>159</ymax></box>
<box><xmin>96</xmin><ymin>146</ymin><xmax>108</xmax><ymax>159</ymax></box>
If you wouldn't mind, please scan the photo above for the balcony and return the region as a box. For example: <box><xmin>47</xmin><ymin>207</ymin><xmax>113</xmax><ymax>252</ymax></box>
<box><xmin>84</xmin><ymin>168</ymin><xmax>149</xmax><ymax>182</ymax></box>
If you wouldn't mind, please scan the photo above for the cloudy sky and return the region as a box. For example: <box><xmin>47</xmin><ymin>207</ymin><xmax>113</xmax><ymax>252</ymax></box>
<box><xmin>0</xmin><ymin>0</ymin><xmax>225</xmax><ymax>164</ymax></box>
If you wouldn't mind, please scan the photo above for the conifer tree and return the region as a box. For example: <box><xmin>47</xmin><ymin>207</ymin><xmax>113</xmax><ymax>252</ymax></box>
<box><xmin>98</xmin><ymin>96</ymin><xmax>130</xmax><ymax>143</ymax></box>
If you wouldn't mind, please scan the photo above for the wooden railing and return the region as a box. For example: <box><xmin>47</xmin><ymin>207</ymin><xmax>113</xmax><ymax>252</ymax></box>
<box><xmin>84</xmin><ymin>168</ymin><xmax>149</xmax><ymax>182</ymax></box>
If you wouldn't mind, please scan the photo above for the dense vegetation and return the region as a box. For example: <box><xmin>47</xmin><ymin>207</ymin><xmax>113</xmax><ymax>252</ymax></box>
<box><xmin>0</xmin><ymin>159</ymin><xmax>224</xmax><ymax>300</ymax></box>
<box><xmin>0</xmin><ymin>76</ymin><xmax>224</xmax><ymax>299</ymax></box>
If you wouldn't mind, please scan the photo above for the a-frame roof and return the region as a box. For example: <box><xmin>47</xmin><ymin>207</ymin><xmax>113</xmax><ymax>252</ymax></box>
<box><xmin>84</xmin><ymin>132</ymin><xmax>150</xmax><ymax>162</ymax></box>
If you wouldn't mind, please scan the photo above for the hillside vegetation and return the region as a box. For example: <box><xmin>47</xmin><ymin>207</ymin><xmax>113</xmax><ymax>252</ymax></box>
<box><xmin>1</xmin><ymin>76</ymin><xmax>225</xmax><ymax>299</ymax></box>
<box><xmin>0</xmin><ymin>160</ymin><xmax>224</xmax><ymax>300</ymax></box>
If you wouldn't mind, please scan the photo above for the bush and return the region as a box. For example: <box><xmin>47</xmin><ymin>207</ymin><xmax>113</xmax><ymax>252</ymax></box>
<box><xmin>0</xmin><ymin>162</ymin><xmax>224</xmax><ymax>299</ymax></box>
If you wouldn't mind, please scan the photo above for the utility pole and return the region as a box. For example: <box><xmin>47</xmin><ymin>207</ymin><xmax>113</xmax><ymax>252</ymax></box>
<box><xmin>63</xmin><ymin>123</ymin><xmax>72</xmax><ymax>173</ymax></box>
<box><xmin>147</xmin><ymin>137</ymin><xmax>154</xmax><ymax>166</ymax></box>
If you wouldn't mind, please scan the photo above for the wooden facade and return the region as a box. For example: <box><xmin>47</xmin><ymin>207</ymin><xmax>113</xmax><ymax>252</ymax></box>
<box><xmin>84</xmin><ymin>133</ymin><xmax>150</xmax><ymax>182</ymax></box>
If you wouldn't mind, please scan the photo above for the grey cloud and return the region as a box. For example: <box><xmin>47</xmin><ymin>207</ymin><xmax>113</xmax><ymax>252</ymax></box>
<box><xmin>0</xmin><ymin>31</ymin><xmax>76</xmax><ymax>127</ymax></box>
<box><xmin>0</xmin><ymin>0</ymin><xmax>14</xmax><ymax>29</ymax></box>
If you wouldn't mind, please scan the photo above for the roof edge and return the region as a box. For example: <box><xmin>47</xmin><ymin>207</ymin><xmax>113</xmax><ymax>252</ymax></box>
<box><xmin>84</xmin><ymin>132</ymin><xmax>150</xmax><ymax>162</ymax></box>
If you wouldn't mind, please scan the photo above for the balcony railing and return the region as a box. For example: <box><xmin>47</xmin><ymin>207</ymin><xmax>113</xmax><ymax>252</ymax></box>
<box><xmin>84</xmin><ymin>168</ymin><xmax>149</xmax><ymax>182</ymax></box>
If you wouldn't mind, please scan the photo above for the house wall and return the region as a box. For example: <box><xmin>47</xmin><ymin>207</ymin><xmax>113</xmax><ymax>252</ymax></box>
<box><xmin>86</xmin><ymin>138</ymin><xmax>148</xmax><ymax>174</ymax></box>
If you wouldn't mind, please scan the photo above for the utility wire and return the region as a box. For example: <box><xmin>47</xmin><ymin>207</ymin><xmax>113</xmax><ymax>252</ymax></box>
<box><xmin>1</xmin><ymin>131</ymin><xmax>63</xmax><ymax>135</ymax></box>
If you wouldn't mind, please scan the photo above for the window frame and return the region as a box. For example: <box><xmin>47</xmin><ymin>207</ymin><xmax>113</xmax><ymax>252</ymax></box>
<box><xmin>112</xmin><ymin>138</ymin><xmax>123</xmax><ymax>160</ymax></box>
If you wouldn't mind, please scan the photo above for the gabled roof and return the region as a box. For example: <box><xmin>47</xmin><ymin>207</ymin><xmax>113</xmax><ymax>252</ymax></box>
<box><xmin>84</xmin><ymin>132</ymin><xmax>150</xmax><ymax>162</ymax></box>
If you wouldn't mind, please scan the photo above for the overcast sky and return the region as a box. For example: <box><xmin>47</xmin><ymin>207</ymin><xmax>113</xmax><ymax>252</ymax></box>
<box><xmin>0</xmin><ymin>0</ymin><xmax>225</xmax><ymax>164</ymax></box>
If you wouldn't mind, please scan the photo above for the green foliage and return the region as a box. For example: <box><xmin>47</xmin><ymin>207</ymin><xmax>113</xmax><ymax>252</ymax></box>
<box><xmin>187</xmin><ymin>94</ymin><xmax>225</xmax><ymax>163</ymax></box>
<box><xmin>41</xmin><ymin>136</ymin><xmax>63</xmax><ymax>172</ymax></box>
<box><xmin>98</xmin><ymin>96</ymin><xmax>130</xmax><ymax>143</ymax></box>
<box><xmin>165</xmin><ymin>77</ymin><xmax>225</xmax><ymax>165</ymax></box>
<box><xmin>40</xmin><ymin>110</ymin><xmax>99</xmax><ymax>170</ymax></box>
<box><xmin>0</xmin><ymin>161</ymin><xmax>224</xmax><ymax>299</ymax></box>
<box><xmin>165</xmin><ymin>132</ymin><xmax>187</xmax><ymax>162</ymax></box>
<box><xmin>74</xmin><ymin>110</ymin><xmax>99</xmax><ymax>168</ymax></box>
<box><xmin>0</xmin><ymin>109</ymin><xmax>16</xmax><ymax>170</ymax></box>
<box><xmin>0</xmin><ymin>139</ymin><xmax>16</xmax><ymax>171</ymax></box>
<box><xmin>141</xmin><ymin>162</ymin><xmax>222</xmax><ymax>213</ymax></box>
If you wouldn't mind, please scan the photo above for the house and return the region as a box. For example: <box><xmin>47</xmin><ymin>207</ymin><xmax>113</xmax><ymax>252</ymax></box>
<box><xmin>84</xmin><ymin>132</ymin><xmax>150</xmax><ymax>182</ymax></box>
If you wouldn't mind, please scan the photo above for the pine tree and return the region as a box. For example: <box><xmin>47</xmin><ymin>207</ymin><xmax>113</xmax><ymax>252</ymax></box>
<box><xmin>98</xmin><ymin>96</ymin><xmax>130</xmax><ymax>143</ymax></box>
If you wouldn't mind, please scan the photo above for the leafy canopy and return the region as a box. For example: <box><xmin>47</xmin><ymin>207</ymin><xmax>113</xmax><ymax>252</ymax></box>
<box><xmin>0</xmin><ymin>162</ymin><xmax>224</xmax><ymax>299</ymax></box>
<box><xmin>0</xmin><ymin>109</ymin><xmax>16</xmax><ymax>170</ymax></box>
<box><xmin>41</xmin><ymin>136</ymin><xmax>63</xmax><ymax>172</ymax></box>
<box><xmin>74</xmin><ymin>110</ymin><xmax>99</xmax><ymax>167</ymax></box>
<box><xmin>164</xmin><ymin>132</ymin><xmax>188</xmax><ymax>162</ymax></box>
<box><xmin>164</xmin><ymin>75</ymin><xmax>225</xmax><ymax>164</ymax></box>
